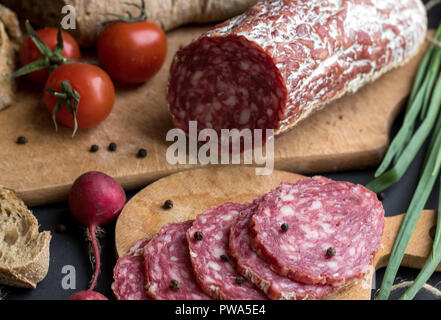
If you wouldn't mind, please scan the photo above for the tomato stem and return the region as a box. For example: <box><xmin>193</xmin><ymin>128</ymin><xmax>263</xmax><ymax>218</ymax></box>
<box><xmin>8</xmin><ymin>21</ymin><xmax>76</xmax><ymax>81</ymax></box>
<box><xmin>45</xmin><ymin>80</ymin><xmax>80</xmax><ymax>137</ymax></box>
<box><xmin>102</xmin><ymin>0</ymin><xmax>148</xmax><ymax>24</ymax></box>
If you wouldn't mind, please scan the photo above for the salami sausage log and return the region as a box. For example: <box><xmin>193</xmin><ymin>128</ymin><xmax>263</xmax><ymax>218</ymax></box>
<box><xmin>111</xmin><ymin>239</ymin><xmax>151</xmax><ymax>300</ymax></box>
<box><xmin>167</xmin><ymin>0</ymin><xmax>427</xmax><ymax>141</ymax></box>
<box><xmin>144</xmin><ymin>221</ymin><xmax>211</xmax><ymax>300</ymax></box>
<box><xmin>187</xmin><ymin>202</ymin><xmax>268</xmax><ymax>300</ymax></box>
<box><xmin>229</xmin><ymin>203</ymin><xmax>337</xmax><ymax>300</ymax></box>
<box><xmin>250</xmin><ymin>177</ymin><xmax>385</xmax><ymax>286</ymax></box>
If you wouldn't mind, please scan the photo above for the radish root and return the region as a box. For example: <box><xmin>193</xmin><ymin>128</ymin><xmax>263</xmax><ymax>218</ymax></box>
<box><xmin>86</xmin><ymin>226</ymin><xmax>101</xmax><ymax>290</ymax></box>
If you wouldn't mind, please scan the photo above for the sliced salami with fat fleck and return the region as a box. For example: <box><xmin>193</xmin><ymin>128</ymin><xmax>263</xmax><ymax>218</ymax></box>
<box><xmin>112</xmin><ymin>239</ymin><xmax>150</xmax><ymax>300</ymax></box>
<box><xmin>187</xmin><ymin>202</ymin><xmax>268</xmax><ymax>300</ymax></box>
<box><xmin>251</xmin><ymin>177</ymin><xmax>385</xmax><ymax>286</ymax></box>
<box><xmin>230</xmin><ymin>203</ymin><xmax>336</xmax><ymax>300</ymax></box>
<box><xmin>144</xmin><ymin>221</ymin><xmax>211</xmax><ymax>300</ymax></box>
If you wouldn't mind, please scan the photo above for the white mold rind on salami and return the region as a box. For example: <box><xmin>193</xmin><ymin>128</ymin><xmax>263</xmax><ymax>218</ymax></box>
<box><xmin>229</xmin><ymin>203</ymin><xmax>336</xmax><ymax>300</ymax></box>
<box><xmin>167</xmin><ymin>0</ymin><xmax>427</xmax><ymax>139</ymax></box>
<box><xmin>250</xmin><ymin>176</ymin><xmax>385</xmax><ymax>286</ymax></box>
<box><xmin>111</xmin><ymin>239</ymin><xmax>151</xmax><ymax>300</ymax></box>
<box><xmin>144</xmin><ymin>221</ymin><xmax>211</xmax><ymax>300</ymax></box>
<box><xmin>187</xmin><ymin>202</ymin><xmax>268</xmax><ymax>300</ymax></box>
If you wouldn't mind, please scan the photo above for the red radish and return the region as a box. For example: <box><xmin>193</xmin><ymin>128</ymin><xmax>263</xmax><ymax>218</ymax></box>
<box><xmin>68</xmin><ymin>290</ymin><xmax>108</xmax><ymax>300</ymax></box>
<box><xmin>69</xmin><ymin>171</ymin><xmax>126</xmax><ymax>290</ymax></box>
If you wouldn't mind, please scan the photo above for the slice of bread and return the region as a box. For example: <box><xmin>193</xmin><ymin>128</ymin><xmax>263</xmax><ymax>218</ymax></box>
<box><xmin>0</xmin><ymin>187</ymin><xmax>51</xmax><ymax>288</ymax></box>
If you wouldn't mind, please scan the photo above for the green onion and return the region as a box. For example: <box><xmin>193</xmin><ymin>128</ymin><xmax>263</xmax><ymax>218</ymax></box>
<box><xmin>408</xmin><ymin>45</ymin><xmax>435</xmax><ymax>106</ymax></box>
<box><xmin>371</xmin><ymin>25</ymin><xmax>441</xmax><ymax>181</ymax></box>
<box><xmin>366</xmin><ymin>72</ymin><xmax>441</xmax><ymax>194</ymax></box>
<box><xmin>423</xmin><ymin>97</ymin><xmax>441</xmax><ymax>169</ymax></box>
<box><xmin>367</xmin><ymin>23</ymin><xmax>441</xmax><ymax>299</ymax></box>
<box><xmin>420</xmin><ymin>53</ymin><xmax>441</xmax><ymax>120</ymax></box>
<box><xmin>399</xmin><ymin>176</ymin><xmax>441</xmax><ymax>300</ymax></box>
<box><xmin>377</xmin><ymin>114</ymin><xmax>441</xmax><ymax>300</ymax></box>
<box><xmin>396</xmin><ymin>26</ymin><xmax>441</xmax><ymax>160</ymax></box>
<box><xmin>408</xmin><ymin>25</ymin><xmax>441</xmax><ymax>107</ymax></box>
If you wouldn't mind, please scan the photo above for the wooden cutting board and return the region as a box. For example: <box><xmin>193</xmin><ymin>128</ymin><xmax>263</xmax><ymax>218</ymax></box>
<box><xmin>115</xmin><ymin>167</ymin><xmax>441</xmax><ymax>300</ymax></box>
<box><xmin>0</xmin><ymin>26</ymin><xmax>429</xmax><ymax>206</ymax></box>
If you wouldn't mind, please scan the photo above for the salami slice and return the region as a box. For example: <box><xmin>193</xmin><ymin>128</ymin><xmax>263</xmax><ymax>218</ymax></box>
<box><xmin>229</xmin><ymin>203</ymin><xmax>336</xmax><ymax>300</ymax></box>
<box><xmin>187</xmin><ymin>202</ymin><xmax>268</xmax><ymax>300</ymax></box>
<box><xmin>144</xmin><ymin>221</ymin><xmax>211</xmax><ymax>300</ymax></box>
<box><xmin>167</xmin><ymin>0</ymin><xmax>426</xmax><ymax>144</ymax></box>
<box><xmin>112</xmin><ymin>238</ymin><xmax>151</xmax><ymax>300</ymax></box>
<box><xmin>250</xmin><ymin>177</ymin><xmax>385</xmax><ymax>286</ymax></box>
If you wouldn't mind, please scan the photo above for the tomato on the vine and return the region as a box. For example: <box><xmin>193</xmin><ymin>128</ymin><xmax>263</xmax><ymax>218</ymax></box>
<box><xmin>44</xmin><ymin>63</ymin><xmax>115</xmax><ymax>134</ymax></box>
<box><xmin>97</xmin><ymin>1</ymin><xmax>167</xmax><ymax>84</ymax></box>
<box><xmin>19</xmin><ymin>27</ymin><xmax>81</xmax><ymax>85</ymax></box>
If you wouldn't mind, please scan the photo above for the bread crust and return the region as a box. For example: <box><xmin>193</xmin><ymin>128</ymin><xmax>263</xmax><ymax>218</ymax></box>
<box><xmin>0</xmin><ymin>4</ymin><xmax>21</xmax><ymax>112</ymax></box>
<box><xmin>0</xmin><ymin>186</ymin><xmax>51</xmax><ymax>289</ymax></box>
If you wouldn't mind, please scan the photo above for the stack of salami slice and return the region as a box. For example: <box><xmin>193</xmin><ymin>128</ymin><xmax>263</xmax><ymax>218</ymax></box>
<box><xmin>112</xmin><ymin>176</ymin><xmax>385</xmax><ymax>300</ymax></box>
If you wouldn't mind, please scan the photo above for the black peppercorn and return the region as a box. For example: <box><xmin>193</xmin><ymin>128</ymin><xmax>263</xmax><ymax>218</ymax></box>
<box><xmin>169</xmin><ymin>279</ymin><xmax>180</xmax><ymax>291</ymax></box>
<box><xmin>377</xmin><ymin>192</ymin><xmax>385</xmax><ymax>201</ymax></box>
<box><xmin>220</xmin><ymin>254</ymin><xmax>229</xmax><ymax>262</ymax></box>
<box><xmin>90</xmin><ymin>144</ymin><xmax>99</xmax><ymax>152</ymax></box>
<box><xmin>194</xmin><ymin>231</ymin><xmax>203</xmax><ymax>241</ymax></box>
<box><xmin>235</xmin><ymin>276</ymin><xmax>245</xmax><ymax>285</ymax></box>
<box><xmin>137</xmin><ymin>148</ymin><xmax>147</xmax><ymax>158</ymax></box>
<box><xmin>163</xmin><ymin>199</ymin><xmax>173</xmax><ymax>209</ymax></box>
<box><xmin>56</xmin><ymin>224</ymin><xmax>66</xmax><ymax>233</ymax></box>
<box><xmin>16</xmin><ymin>136</ymin><xmax>28</xmax><ymax>145</ymax></box>
<box><xmin>281</xmin><ymin>223</ymin><xmax>289</xmax><ymax>232</ymax></box>
<box><xmin>326</xmin><ymin>247</ymin><xmax>336</xmax><ymax>257</ymax></box>
<box><xmin>108</xmin><ymin>142</ymin><xmax>117</xmax><ymax>151</ymax></box>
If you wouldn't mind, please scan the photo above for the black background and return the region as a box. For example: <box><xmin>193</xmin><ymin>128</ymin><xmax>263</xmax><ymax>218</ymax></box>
<box><xmin>2</xmin><ymin>0</ymin><xmax>441</xmax><ymax>301</ymax></box>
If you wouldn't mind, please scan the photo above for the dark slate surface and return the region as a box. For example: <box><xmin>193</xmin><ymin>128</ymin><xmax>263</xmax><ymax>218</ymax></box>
<box><xmin>2</xmin><ymin>0</ymin><xmax>441</xmax><ymax>300</ymax></box>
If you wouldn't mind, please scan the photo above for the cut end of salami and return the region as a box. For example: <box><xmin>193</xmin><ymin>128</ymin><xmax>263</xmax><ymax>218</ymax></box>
<box><xmin>168</xmin><ymin>35</ymin><xmax>286</xmax><ymax>134</ymax></box>
<box><xmin>250</xmin><ymin>176</ymin><xmax>385</xmax><ymax>286</ymax></box>
<box><xmin>167</xmin><ymin>0</ymin><xmax>427</xmax><ymax>144</ymax></box>
<box><xmin>187</xmin><ymin>202</ymin><xmax>268</xmax><ymax>300</ymax></box>
<box><xmin>144</xmin><ymin>221</ymin><xmax>211</xmax><ymax>300</ymax></box>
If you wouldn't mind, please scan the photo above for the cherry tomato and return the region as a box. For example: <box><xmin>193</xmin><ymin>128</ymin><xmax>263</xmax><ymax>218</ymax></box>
<box><xmin>19</xmin><ymin>28</ymin><xmax>81</xmax><ymax>85</ymax></box>
<box><xmin>44</xmin><ymin>63</ymin><xmax>115</xmax><ymax>130</ymax></box>
<box><xmin>97</xmin><ymin>20</ymin><xmax>167</xmax><ymax>84</ymax></box>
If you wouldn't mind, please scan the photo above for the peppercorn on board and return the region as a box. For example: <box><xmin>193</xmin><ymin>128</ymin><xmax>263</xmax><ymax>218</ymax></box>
<box><xmin>0</xmin><ymin>26</ymin><xmax>431</xmax><ymax>206</ymax></box>
<box><xmin>115</xmin><ymin>166</ymin><xmax>441</xmax><ymax>300</ymax></box>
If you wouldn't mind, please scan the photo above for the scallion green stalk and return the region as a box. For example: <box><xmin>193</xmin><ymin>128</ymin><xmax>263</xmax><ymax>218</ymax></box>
<box><xmin>377</xmin><ymin>110</ymin><xmax>441</xmax><ymax>300</ymax></box>
<box><xmin>366</xmin><ymin>72</ymin><xmax>441</xmax><ymax>194</ymax></box>
<box><xmin>399</xmin><ymin>168</ymin><xmax>441</xmax><ymax>300</ymax></box>
<box><xmin>372</xmin><ymin>24</ymin><xmax>441</xmax><ymax>180</ymax></box>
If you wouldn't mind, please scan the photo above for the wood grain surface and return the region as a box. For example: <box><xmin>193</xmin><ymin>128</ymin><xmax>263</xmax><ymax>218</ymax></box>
<box><xmin>0</xmin><ymin>26</ymin><xmax>429</xmax><ymax>206</ymax></box>
<box><xmin>115</xmin><ymin>167</ymin><xmax>440</xmax><ymax>300</ymax></box>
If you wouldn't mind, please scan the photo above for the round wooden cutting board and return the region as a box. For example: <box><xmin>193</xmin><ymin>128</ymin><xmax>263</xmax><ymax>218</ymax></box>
<box><xmin>116</xmin><ymin>166</ymin><xmax>303</xmax><ymax>256</ymax></box>
<box><xmin>115</xmin><ymin>166</ymin><xmax>440</xmax><ymax>300</ymax></box>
